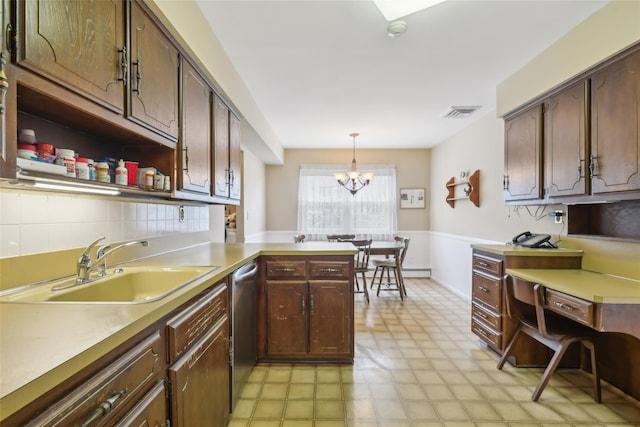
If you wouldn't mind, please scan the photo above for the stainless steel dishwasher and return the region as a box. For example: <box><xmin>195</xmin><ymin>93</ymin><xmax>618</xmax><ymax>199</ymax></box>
<box><xmin>230</xmin><ymin>260</ymin><xmax>258</xmax><ymax>411</ymax></box>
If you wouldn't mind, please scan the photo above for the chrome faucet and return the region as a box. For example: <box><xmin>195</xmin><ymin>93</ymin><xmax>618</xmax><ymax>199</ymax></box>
<box><xmin>76</xmin><ymin>236</ymin><xmax>106</xmax><ymax>284</ymax></box>
<box><xmin>74</xmin><ymin>237</ymin><xmax>148</xmax><ymax>285</ymax></box>
<box><xmin>94</xmin><ymin>240</ymin><xmax>149</xmax><ymax>278</ymax></box>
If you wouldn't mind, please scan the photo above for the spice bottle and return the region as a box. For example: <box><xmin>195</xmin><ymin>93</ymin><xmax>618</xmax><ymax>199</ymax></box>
<box><xmin>75</xmin><ymin>158</ymin><xmax>90</xmax><ymax>180</ymax></box>
<box><xmin>96</xmin><ymin>161</ymin><xmax>110</xmax><ymax>183</ymax></box>
<box><xmin>115</xmin><ymin>159</ymin><xmax>128</xmax><ymax>186</ymax></box>
<box><xmin>144</xmin><ymin>169</ymin><xmax>155</xmax><ymax>190</ymax></box>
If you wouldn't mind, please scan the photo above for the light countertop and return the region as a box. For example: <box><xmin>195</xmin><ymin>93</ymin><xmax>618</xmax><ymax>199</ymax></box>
<box><xmin>0</xmin><ymin>242</ymin><xmax>356</xmax><ymax>421</ymax></box>
<box><xmin>471</xmin><ymin>244</ymin><xmax>584</xmax><ymax>257</ymax></box>
<box><xmin>505</xmin><ymin>268</ymin><xmax>640</xmax><ymax>304</ymax></box>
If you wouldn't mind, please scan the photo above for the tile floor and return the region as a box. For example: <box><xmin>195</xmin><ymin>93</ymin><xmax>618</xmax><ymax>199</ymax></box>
<box><xmin>229</xmin><ymin>278</ymin><xmax>640</xmax><ymax>427</ymax></box>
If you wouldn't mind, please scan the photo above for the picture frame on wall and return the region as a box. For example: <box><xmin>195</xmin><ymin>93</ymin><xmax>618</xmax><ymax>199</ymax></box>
<box><xmin>400</xmin><ymin>188</ymin><xmax>425</xmax><ymax>209</ymax></box>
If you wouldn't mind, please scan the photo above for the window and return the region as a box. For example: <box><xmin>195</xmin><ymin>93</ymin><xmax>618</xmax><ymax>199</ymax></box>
<box><xmin>297</xmin><ymin>164</ymin><xmax>397</xmax><ymax>240</ymax></box>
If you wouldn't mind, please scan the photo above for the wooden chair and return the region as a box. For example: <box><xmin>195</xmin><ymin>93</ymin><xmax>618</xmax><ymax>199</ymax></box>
<box><xmin>326</xmin><ymin>234</ymin><xmax>355</xmax><ymax>242</ymax></box>
<box><xmin>497</xmin><ymin>276</ymin><xmax>601</xmax><ymax>402</ymax></box>
<box><xmin>350</xmin><ymin>239</ymin><xmax>371</xmax><ymax>304</ymax></box>
<box><xmin>294</xmin><ymin>234</ymin><xmax>306</xmax><ymax>243</ymax></box>
<box><xmin>371</xmin><ymin>237</ymin><xmax>410</xmax><ymax>300</ymax></box>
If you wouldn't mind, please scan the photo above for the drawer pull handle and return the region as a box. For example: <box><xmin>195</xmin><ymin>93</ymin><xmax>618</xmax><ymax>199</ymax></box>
<box><xmin>301</xmin><ymin>295</ymin><xmax>306</xmax><ymax>314</ymax></box>
<box><xmin>81</xmin><ymin>389</ymin><xmax>127</xmax><ymax>427</ymax></box>
<box><xmin>554</xmin><ymin>301</ymin><xmax>575</xmax><ymax>311</ymax></box>
<box><xmin>476</xmin><ymin>311</ymin><xmax>488</xmax><ymax>319</ymax></box>
<box><xmin>474</xmin><ymin>327</ymin><xmax>489</xmax><ymax>338</ymax></box>
<box><xmin>318</xmin><ymin>268</ymin><xmax>340</xmax><ymax>273</ymax></box>
<box><xmin>477</xmin><ymin>261</ymin><xmax>489</xmax><ymax>267</ymax></box>
<box><xmin>274</xmin><ymin>267</ymin><xmax>296</xmax><ymax>273</ymax></box>
<box><xmin>479</xmin><ymin>286</ymin><xmax>489</xmax><ymax>293</ymax></box>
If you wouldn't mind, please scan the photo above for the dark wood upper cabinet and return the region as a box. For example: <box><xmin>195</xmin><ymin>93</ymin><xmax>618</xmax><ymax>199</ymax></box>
<box><xmin>179</xmin><ymin>59</ymin><xmax>211</xmax><ymax>195</ymax></box>
<box><xmin>503</xmin><ymin>104</ymin><xmax>543</xmax><ymax>202</ymax></box>
<box><xmin>544</xmin><ymin>80</ymin><xmax>589</xmax><ymax>198</ymax></box>
<box><xmin>129</xmin><ymin>1</ymin><xmax>179</xmax><ymax>141</ymax></box>
<box><xmin>229</xmin><ymin>111</ymin><xmax>242</xmax><ymax>201</ymax></box>
<box><xmin>17</xmin><ymin>0</ymin><xmax>125</xmax><ymax>113</ymax></box>
<box><xmin>213</xmin><ymin>94</ymin><xmax>230</xmax><ymax>198</ymax></box>
<box><xmin>591</xmin><ymin>47</ymin><xmax>640</xmax><ymax>195</ymax></box>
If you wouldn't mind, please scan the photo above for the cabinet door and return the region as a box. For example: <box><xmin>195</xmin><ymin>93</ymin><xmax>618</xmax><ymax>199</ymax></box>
<box><xmin>18</xmin><ymin>0</ymin><xmax>125</xmax><ymax>112</ymax></box>
<box><xmin>545</xmin><ymin>81</ymin><xmax>588</xmax><ymax>198</ymax></box>
<box><xmin>0</xmin><ymin>0</ymin><xmax>16</xmax><ymax>179</ymax></box>
<box><xmin>266</xmin><ymin>280</ymin><xmax>307</xmax><ymax>356</ymax></box>
<box><xmin>213</xmin><ymin>94</ymin><xmax>230</xmax><ymax>198</ymax></box>
<box><xmin>115</xmin><ymin>380</ymin><xmax>167</xmax><ymax>427</ymax></box>
<box><xmin>179</xmin><ymin>59</ymin><xmax>211</xmax><ymax>195</ymax></box>
<box><xmin>129</xmin><ymin>1</ymin><xmax>179</xmax><ymax>141</ymax></box>
<box><xmin>591</xmin><ymin>48</ymin><xmax>640</xmax><ymax>195</ymax></box>
<box><xmin>169</xmin><ymin>317</ymin><xmax>230</xmax><ymax>427</ymax></box>
<box><xmin>229</xmin><ymin>111</ymin><xmax>242</xmax><ymax>201</ymax></box>
<box><xmin>503</xmin><ymin>104</ymin><xmax>543</xmax><ymax>201</ymax></box>
<box><xmin>308</xmin><ymin>280</ymin><xmax>352</xmax><ymax>356</ymax></box>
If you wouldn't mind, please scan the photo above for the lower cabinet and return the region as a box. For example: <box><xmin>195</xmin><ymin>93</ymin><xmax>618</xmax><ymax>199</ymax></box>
<box><xmin>167</xmin><ymin>281</ymin><xmax>230</xmax><ymax>427</ymax></box>
<box><xmin>168</xmin><ymin>317</ymin><xmax>230</xmax><ymax>427</ymax></box>
<box><xmin>470</xmin><ymin>248</ymin><xmax>582</xmax><ymax>366</ymax></box>
<box><xmin>259</xmin><ymin>256</ymin><xmax>354</xmax><ymax>362</ymax></box>
<box><xmin>23</xmin><ymin>332</ymin><xmax>166</xmax><ymax>427</ymax></box>
<box><xmin>7</xmin><ymin>279</ymin><xmax>232</xmax><ymax>427</ymax></box>
<box><xmin>115</xmin><ymin>380</ymin><xmax>168</xmax><ymax>427</ymax></box>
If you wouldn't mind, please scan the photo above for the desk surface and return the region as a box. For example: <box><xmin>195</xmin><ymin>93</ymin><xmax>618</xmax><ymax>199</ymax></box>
<box><xmin>506</xmin><ymin>268</ymin><xmax>640</xmax><ymax>304</ymax></box>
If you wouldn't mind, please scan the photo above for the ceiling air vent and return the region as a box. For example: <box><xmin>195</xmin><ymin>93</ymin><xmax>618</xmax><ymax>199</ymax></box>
<box><xmin>443</xmin><ymin>106</ymin><xmax>481</xmax><ymax>119</ymax></box>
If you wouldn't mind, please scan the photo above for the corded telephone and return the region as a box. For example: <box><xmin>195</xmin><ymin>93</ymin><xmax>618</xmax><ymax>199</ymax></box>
<box><xmin>511</xmin><ymin>231</ymin><xmax>555</xmax><ymax>248</ymax></box>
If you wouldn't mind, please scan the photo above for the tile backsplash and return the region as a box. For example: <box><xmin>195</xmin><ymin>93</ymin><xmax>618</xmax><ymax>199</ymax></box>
<box><xmin>0</xmin><ymin>189</ymin><xmax>209</xmax><ymax>258</ymax></box>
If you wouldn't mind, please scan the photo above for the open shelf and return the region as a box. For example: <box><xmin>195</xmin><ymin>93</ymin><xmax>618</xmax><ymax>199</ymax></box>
<box><xmin>446</xmin><ymin>169</ymin><xmax>479</xmax><ymax>208</ymax></box>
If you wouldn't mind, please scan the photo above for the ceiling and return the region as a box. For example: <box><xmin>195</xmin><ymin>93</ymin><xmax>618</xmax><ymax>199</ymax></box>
<box><xmin>195</xmin><ymin>0</ymin><xmax>609</xmax><ymax>149</ymax></box>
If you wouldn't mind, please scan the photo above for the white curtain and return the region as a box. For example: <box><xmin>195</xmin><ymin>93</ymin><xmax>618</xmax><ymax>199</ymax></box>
<box><xmin>297</xmin><ymin>164</ymin><xmax>398</xmax><ymax>241</ymax></box>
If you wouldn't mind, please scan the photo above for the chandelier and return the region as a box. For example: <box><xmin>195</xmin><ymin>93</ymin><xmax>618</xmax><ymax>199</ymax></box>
<box><xmin>334</xmin><ymin>133</ymin><xmax>373</xmax><ymax>196</ymax></box>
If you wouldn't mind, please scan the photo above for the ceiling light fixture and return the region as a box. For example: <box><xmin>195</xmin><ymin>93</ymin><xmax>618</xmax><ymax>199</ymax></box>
<box><xmin>334</xmin><ymin>133</ymin><xmax>373</xmax><ymax>196</ymax></box>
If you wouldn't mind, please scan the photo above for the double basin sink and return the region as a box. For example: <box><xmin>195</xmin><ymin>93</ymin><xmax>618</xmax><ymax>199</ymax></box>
<box><xmin>0</xmin><ymin>266</ymin><xmax>219</xmax><ymax>304</ymax></box>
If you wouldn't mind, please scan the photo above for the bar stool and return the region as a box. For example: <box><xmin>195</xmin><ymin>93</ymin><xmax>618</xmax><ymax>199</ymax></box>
<box><xmin>497</xmin><ymin>276</ymin><xmax>601</xmax><ymax>402</ymax></box>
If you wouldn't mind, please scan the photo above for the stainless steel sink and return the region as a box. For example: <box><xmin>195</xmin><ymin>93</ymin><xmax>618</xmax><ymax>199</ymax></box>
<box><xmin>0</xmin><ymin>266</ymin><xmax>219</xmax><ymax>304</ymax></box>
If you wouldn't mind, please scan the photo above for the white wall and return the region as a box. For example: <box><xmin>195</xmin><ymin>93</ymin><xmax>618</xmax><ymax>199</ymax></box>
<box><xmin>242</xmin><ymin>148</ymin><xmax>267</xmax><ymax>243</ymax></box>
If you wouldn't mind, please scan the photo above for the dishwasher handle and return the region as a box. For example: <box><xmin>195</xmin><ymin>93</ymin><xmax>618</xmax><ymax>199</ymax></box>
<box><xmin>233</xmin><ymin>261</ymin><xmax>258</xmax><ymax>282</ymax></box>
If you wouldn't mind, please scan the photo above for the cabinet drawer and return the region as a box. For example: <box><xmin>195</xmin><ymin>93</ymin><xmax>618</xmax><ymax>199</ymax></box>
<box><xmin>472</xmin><ymin>271</ymin><xmax>502</xmax><ymax>312</ymax></box>
<box><xmin>115</xmin><ymin>380</ymin><xmax>167</xmax><ymax>427</ymax></box>
<box><xmin>309</xmin><ymin>261</ymin><xmax>350</xmax><ymax>278</ymax></box>
<box><xmin>25</xmin><ymin>332</ymin><xmax>163</xmax><ymax>427</ymax></box>
<box><xmin>471</xmin><ymin>319</ymin><xmax>502</xmax><ymax>350</ymax></box>
<box><xmin>472</xmin><ymin>254</ymin><xmax>503</xmax><ymax>276</ymax></box>
<box><xmin>545</xmin><ymin>289</ymin><xmax>595</xmax><ymax>327</ymax></box>
<box><xmin>265</xmin><ymin>260</ymin><xmax>306</xmax><ymax>278</ymax></box>
<box><xmin>167</xmin><ymin>282</ymin><xmax>228</xmax><ymax>363</ymax></box>
<box><xmin>472</xmin><ymin>303</ymin><xmax>501</xmax><ymax>330</ymax></box>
